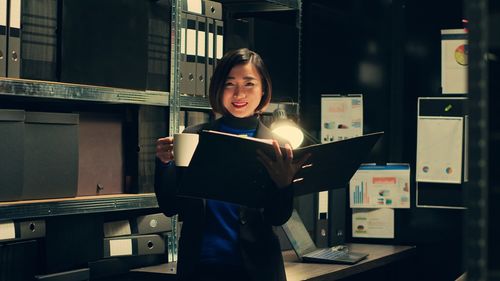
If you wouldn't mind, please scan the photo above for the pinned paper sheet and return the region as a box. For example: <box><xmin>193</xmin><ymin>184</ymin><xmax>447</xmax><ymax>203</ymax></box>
<box><xmin>441</xmin><ymin>29</ymin><xmax>468</xmax><ymax>94</ymax></box>
<box><xmin>349</xmin><ymin>164</ymin><xmax>410</xmax><ymax>208</ymax></box>
<box><xmin>416</xmin><ymin>117</ymin><xmax>463</xmax><ymax>183</ymax></box>
<box><xmin>352</xmin><ymin>208</ymin><xmax>394</xmax><ymax>239</ymax></box>
<box><xmin>321</xmin><ymin>95</ymin><xmax>363</xmax><ymax>142</ymax></box>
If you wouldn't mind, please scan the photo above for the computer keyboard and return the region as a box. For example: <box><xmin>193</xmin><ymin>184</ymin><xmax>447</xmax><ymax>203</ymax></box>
<box><xmin>305</xmin><ymin>248</ymin><xmax>348</xmax><ymax>259</ymax></box>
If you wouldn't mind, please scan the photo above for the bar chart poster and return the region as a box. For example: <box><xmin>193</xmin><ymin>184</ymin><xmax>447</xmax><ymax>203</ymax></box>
<box><xmin>349</xmin><ymin>164</ymin><xmax>411</xmax><ymax>208</ymax></box>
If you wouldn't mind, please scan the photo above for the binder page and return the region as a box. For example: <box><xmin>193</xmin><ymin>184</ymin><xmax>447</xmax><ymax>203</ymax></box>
<box><xmin>352</xmin><ymin>208</ymin><xmax>394</xmax><ymax>238</ymax></box>
<box><xmin>416</xmin><ymin>116</ymin><xmax>463</xmax><ymax>183</ymax></box>
<box><xmin>349</xmin><ymin>164</ymin><xmax>410</xmax><ymax>208</ymax></box>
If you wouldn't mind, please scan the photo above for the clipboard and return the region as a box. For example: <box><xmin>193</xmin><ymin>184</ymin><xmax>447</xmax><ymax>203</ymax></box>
<box><xmin>178</xmin><ymin>130</ymin><xmax>383</xmax><ymax>207</ymax></box>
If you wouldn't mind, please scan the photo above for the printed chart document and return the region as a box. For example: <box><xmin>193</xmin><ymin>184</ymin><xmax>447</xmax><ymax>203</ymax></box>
<box><xmin>178</xmin><ymin>130</ymin><xmax>383</xmax><ymax>207</ymax></box>
<box><xmin>352</xmin><ymin>208</ymin><xmax>394</xmax><ymax>239</ymax></box>
<box><xmin>441</xmin><ymin>29</ymin><xmax>468</xmax><ymax>94</ymax></box>
<box><xmin>416</xmin><ymin>116</ymin><xmax>463</xmax><ymax>183</ymax></box>
<box><xmin>321</xmin><ymin>95</ymin><xmax>363</xmax><ymax>142</ymax></box>
<box><xmin>349</xmin><ymin>164</ymin><xmax>410</xmax><ymax>208</ymax></box>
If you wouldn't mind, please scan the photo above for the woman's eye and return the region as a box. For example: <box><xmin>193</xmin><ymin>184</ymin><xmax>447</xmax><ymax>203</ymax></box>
<box><xmin>224</xmin><ymin>82</ymin><xmax>235</xmax><ymax>88</ymax></box>
<box><xmin>245</xmin><ymin>82</ymin><xmax>255</xmax><ymax>87</ymax></box>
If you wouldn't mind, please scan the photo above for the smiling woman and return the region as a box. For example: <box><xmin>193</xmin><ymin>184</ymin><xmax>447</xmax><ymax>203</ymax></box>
<box><xmin>209</xmin><ymin>48</ymin><xmax>272</xmax><ymax>117</ymax></box>
<box><xmin>155</xmin><ymin>48</ymin><xmax>310</xmax><ymax>281</ymax></box>
<box><xmin>221</xmin><ymin>63</ymin><xmax>264</xmax><ymax>118</ymax></box>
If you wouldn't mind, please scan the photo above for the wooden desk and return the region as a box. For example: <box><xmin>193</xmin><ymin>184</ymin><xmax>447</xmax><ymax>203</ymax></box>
<box><xmin>130</xmin><ymin>243</ymin><xmax>415</xmax><ymax>281</ymax></box>
<box><xmin>284</xmin><ymin>243</ymin><xmax>416</xmax><ymax>281</ymax></box>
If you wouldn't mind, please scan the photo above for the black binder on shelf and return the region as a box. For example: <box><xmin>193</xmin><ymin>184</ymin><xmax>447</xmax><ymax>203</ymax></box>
<box><xmin>204</xmin><ymin>0</ymin><xmax>222</xmax><ymax>20</ymax></box>
<box><xmin>0</xmin><ymin>0</ymin><xmax>6</xmax><ymax>77</ymax></box>
<box><xmin>103</xmin><ymin>214</ymin><xmax>172</xmax><ymax>237</ymax></box>
<box><xmin>146</xmin><ymin>0</ymin><xmax>171</xmax><ymax>91</ymax></box>
<box><xmin>185</xmin><ymin>13</ymin><xmax>197</xmax><ymax>95</ymax></box>
<box><xmin>7</xmin><ymin>0</ymin><xmax>21</xmax><ymax>78</ymax></box>
<box><xmin>103</xmin><ymin>234</ymin><xmax>165</xmax><ymax>258</ymax></box>
<box><xmin>206</xmin><ymin>18</ymin><xmax>215</xmax><ymax>95</ymax></box>
<box><xmin>179</xmin><ymin>12</ymin><xmax>189</xmax><ymax>95</ymax></box>
<box><xmin>179</xmin><ymin>130</ymin><xmax>383</xmax><ymax>207</ymax></box>
<box><xmin>0</xmin><ymin>220</ymin><xmax>45</xmax><ymax>242</ymax></box>
<box><xmin>7</xmin><ymin>0</ymin><xmax>58</xmax><ymax>80</ymax></box>
<box><xmin>195</xmin><ymin>15</ymin><xmax>206</xmax><ymax>97</ymax></box>
<box><xmin>214</xmin><ymin>19</ymin><xmax>224</xmax><ymax>66</ymax></box>
<box><xmin>0</xmin><ymin>240</ymin><xmax>42</xmax><ymax>281</ymax></box>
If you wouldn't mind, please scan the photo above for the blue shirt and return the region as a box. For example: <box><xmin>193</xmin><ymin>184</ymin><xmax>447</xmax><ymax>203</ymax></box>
<box><xmin>198</xmin><ymin>120</ymin><xmax>257</xmax><ymax>265</ymax></box>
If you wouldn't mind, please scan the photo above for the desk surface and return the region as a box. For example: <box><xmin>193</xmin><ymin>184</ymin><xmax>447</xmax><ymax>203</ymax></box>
<box><xmin>284</xmin><ymin>243</ymin><xmax>416</xmax><ymax>281</ymax></box>
<box><xmin>130</xmin><ymin>243</ymin><xmax>416</xmax><ymax>281</ymax></box>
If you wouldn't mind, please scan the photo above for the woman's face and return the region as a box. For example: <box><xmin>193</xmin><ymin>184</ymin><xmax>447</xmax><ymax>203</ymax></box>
<box><xmin>222</xmin><ymin>62</ymin><xmax>263</xmax><ymax>118</ymax></box>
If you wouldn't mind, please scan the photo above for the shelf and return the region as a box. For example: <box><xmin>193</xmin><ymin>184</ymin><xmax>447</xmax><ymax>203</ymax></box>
<box><xmin>221</xmin><ymin>0</ymin><xmax>299</xmax><ymax>12</ymax></box>
<box><xmin>0</xmin><ymin>193</ymin><xmax>159</xmax><ymax>220</ymax></box>
<box><xmin>0</xmin><ymin>78</ymin><xmax>169</xmax><ymax>106</ymax></box>
<box><xmin>180</xmin><ymin>95</ymin><xmax>211</xmax><ymax>109</ymax></box>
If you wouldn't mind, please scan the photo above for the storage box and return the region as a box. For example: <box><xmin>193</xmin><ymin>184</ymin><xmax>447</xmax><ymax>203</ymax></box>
<box><xmin>0</xmin><ymin>110</ymin><xmax>25</xmax><ymax>202</ymax></box>
<box><xmin>23</xmin><ymin>112</ymin><xmax>79</xmax><ymax>200</ymax></box>
<box><xmin>77</xmin><ymin>113</ymin><xmax>124</xmax><ymax>196</ymax></box>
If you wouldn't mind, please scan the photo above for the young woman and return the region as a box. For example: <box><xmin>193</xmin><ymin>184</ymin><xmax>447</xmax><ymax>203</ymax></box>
<box><xmin>155</xmin><ymin>48</ymin><xmax>309</xmax><ymax>281</ymax></box>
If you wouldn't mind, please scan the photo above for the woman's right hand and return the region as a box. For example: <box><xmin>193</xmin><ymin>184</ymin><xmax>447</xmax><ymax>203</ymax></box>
<box><xmin>156</xmin><ymin>137</ymin><xmax>174</xmax><ymax>164</ymax></box>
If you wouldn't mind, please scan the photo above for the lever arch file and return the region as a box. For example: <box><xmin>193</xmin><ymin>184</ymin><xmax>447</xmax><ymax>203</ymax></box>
<box><xmin>179</xmin><ymin>130</ymin><xmax>383</xmax><ymax>207</ymax></box>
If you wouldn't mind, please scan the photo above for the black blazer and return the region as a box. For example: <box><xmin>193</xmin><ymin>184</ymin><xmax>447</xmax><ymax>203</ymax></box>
<box><xmin>154</xmin><ymin>118</ymin><xmax>293</xmax><ymax>281</ymax></box>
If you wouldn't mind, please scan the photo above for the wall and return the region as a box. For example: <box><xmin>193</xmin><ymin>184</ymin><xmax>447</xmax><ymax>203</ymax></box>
<box><xmin>300</xmin><ymin>0</ymin><xmax>465</xmax><ymax>280</ymax></box>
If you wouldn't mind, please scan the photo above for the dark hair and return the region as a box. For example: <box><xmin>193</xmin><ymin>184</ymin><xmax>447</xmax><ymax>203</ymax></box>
<box><xmin>209</xmin><ymin>48</ymin><xmax>272</xmax><ymax>115</ymax></box>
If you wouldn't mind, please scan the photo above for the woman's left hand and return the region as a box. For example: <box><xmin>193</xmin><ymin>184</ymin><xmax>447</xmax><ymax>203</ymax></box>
<box><xmin>257</xmin><ymin>140</ymin><xmax>311</xmax><ymax>189</ymax></box>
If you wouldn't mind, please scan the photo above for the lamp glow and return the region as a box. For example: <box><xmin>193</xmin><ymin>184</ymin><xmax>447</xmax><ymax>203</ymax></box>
<box><xmin>270</xmin><ymin>105</ymin><xmax>305</xmax><ymax>149</ymax></box>
<box><xmin>271</xmin><ymin>122</ymin><xmax>304</xmax><ymax>149</ymax></box>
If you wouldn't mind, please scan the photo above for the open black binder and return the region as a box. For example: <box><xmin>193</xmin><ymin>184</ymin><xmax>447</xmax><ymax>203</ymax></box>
<box><xmin>178</xmin><ymin>130</ymin><xmax>383</xmax><ymax>207</ymax></box>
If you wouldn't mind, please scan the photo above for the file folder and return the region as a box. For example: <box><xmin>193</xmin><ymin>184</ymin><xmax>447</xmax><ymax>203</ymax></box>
<box><xmin>179</xmin><ymin>12</ymin><xmax>189</xmax><ymax>95</ymax></box>
<box><xmin>179</xmin><ymin>131</ymin><xmax>383</xmax><ymax>207</ymax></box>
<box><xmin>103</xmin><ymin>214</ymin><xmax>172</xmax><ymax>237</ymax></box>
<box><xmin>214</xmin><ymin>19</ymin><xmax>224</xmax><ymax>65</ymax></box>
<box><xmin>17</xmin><ymin>220</ymin><xmax>46</xmax><ymax>240</ymax></box>
<box><xmin>133</xmin><ymin>213</ymin><xmax>172</xmax><ymax>234</ymax></box>
<box><xmin>146</xmin><ymin>0</ymin><xmax>170</xmax><ymax>91</ymax></box>
<box><xmin>185</xmin><ymin>13</ymin><xmax>198</xmax><ymax>95</ymax></box>
<box><xmin>0</xmin><ymin>220</ymin><xmax>45</xmax><ymax>243</ymax></box>
<box><xmin>204</xmin><ymin>0</ymin><xmax>222</xmax><ymax>20</ymax></box>
<box><xmin>195</xmin><ymin>16</ymin><xmax>206</xmax><ymax>97</ymax></box>
<box><xmin>7</xmin><ymin>0</ymin><xmax>21</xmax><ymax>78</ymax></box>
<box><xmin>182</xmin><ymin>0</ymin><xmax>203</xmax><ymax>14</ymax></box>
<box><xmin>7</xmin><ymin>0</ymin><xmax>58</xmax><ymax>80</ymax></box>
<box><xmin>0</xmin><ymin>240</ymin><xmax>41</xmax><ymax>281</ymax></box>
<box><xmin>0</xmin><ymin>0</ymin><xmax>6</xmax><ymax>77</ymax></box>
<box><xmin>103</xmin><ymin>234</ymin><xmax>165</xmax><ymax>258</ymax></box>
<box><xmin>0</xmin><ymin>109</ymin><xmax>24</xmax><ymax>202</ymax></box>
<box><xmin>206</xmin><ymin>18</ymin><xmax>215</xmax><ymax>95</ymax></box>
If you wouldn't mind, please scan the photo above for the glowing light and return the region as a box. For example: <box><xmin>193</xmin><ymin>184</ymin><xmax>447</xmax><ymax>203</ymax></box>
<box><xmin>271</xmin><ymin>124</ymin><xmax>304</xmax><ymax>149</ymax></box>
